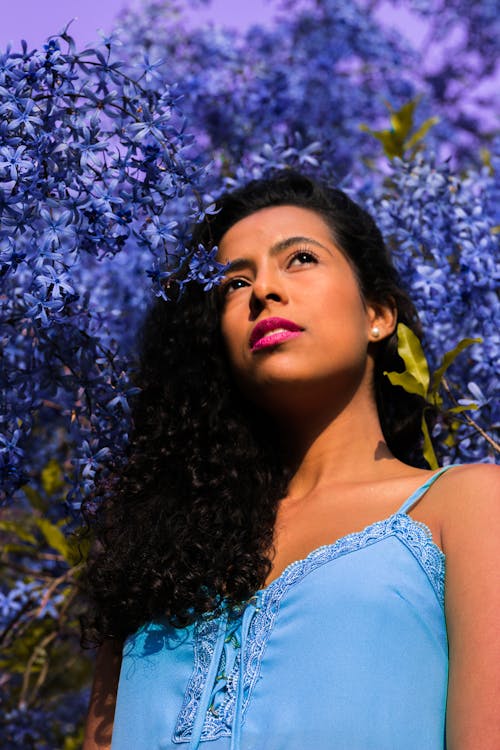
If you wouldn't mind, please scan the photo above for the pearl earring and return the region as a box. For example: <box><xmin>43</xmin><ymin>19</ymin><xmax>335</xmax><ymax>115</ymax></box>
<box><xmin>371</xmin><ymin>326</ymin><xmax>381</xmax><ymax>338</ymax></box>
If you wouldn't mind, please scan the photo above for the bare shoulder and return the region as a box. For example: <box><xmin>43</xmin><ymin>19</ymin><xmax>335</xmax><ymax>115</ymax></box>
<box><xmin>429</xmin><ymin>463</ymin><xmax>500</xmax><ymax>612</ymax></box>
<box><xmin>428</xmin><ymin>461</ymin><xmax>500</xmax><ymax>558</ymax></box>
<box><xmin>438</xmin><ymin>463</ymin><xmax>500</xmax><ymax>748</ymax></box>
<box><xmin>437</xmin><ymin>461</ymin><xmax>500</xmax><ymax>492</ymax></box>
<box><xmin>433</xmin><ymin>463</ymin><xmax>500</xmax><ymax>525</ymax></box>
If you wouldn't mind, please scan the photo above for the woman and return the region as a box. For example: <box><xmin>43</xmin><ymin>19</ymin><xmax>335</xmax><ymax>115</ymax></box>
<box><xmin>83</xmin><ymin>172</ymin><xmax>499</xmax><ymax>749</ymax></box>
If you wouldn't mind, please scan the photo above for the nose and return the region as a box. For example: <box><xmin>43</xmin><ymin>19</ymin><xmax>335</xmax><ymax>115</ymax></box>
<box><xmin>249</xmin><ymin>266</ymin><xmax>289</xmax><ymax>317</ymax></box>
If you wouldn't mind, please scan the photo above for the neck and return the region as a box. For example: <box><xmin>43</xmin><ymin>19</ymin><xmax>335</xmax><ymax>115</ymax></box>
<box><xmin>274</xmin><ymin>388</ymin><xmax>397</xmax><ymax>498</ymax></box>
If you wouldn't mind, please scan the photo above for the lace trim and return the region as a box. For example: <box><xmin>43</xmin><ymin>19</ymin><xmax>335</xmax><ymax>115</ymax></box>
<box><xmin>172</xmin><ymin>512</ymin><xmax>445</xmax><ymax>743</ymax></box>
<box><xmin>260</xmin><ymin>512</ymin><xmax>445</xmax><ymax>604</ymax></box>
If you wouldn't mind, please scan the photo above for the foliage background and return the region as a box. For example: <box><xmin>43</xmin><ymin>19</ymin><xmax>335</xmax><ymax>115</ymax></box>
<box><xmin>0</xmin><ymin>0</ymin><xmax>498</xmax><ymax>745</ymax></box>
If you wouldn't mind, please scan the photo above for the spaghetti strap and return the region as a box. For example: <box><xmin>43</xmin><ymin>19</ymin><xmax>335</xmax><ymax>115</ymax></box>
<box><xmin>396</xmin><ymin>464</ymin><xmax>460</xmax><ymax>515</ymax></box>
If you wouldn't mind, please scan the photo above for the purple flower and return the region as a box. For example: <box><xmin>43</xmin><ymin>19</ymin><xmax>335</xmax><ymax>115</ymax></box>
<box><xmin>6</xmin><ymin>99</ymin><xmax>43</xmax><ymax>138</ymax></box>
<box><xmin>0</xmin><ymin>145</ymin><xmax>32</xmax><ymax>179</ymax></box>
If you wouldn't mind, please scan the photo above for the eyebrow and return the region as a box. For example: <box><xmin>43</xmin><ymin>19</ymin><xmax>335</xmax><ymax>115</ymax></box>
<box><xmin>223</xmin><ymin>235</ymin><xmax>332</xmax><ymax>273</ymax></box>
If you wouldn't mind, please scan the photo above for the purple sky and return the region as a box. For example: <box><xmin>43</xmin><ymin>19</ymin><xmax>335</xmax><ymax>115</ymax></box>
<box><xmin>2</xmin><ymin>0</ymin><xmax>495</xmax><ymax>105</ymax></box>
<box><xmin>1</xmin><ymin>0</ymin><xmax>276</xmax><ymax>50</ymax></box>
<box><xmin>1</xmin><ymin>1</ymin><xmax>434</xmax><ymax>54</ymax></box>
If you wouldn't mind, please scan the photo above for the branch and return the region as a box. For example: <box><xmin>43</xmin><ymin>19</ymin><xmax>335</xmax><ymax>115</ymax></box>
<box><xmin>442</xmin><ymin>377</ymin><xmax>500</xmax><ymax>453</ymax></box>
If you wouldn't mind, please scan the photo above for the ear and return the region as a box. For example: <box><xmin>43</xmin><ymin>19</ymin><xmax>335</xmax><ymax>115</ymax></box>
<box><xmin>366</xmin><ymin>298</ymin><xmax>397</xmax><ymax>342</ymax></box>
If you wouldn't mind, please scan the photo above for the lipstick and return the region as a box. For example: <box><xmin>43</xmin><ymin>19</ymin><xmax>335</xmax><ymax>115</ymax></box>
<box><xmin>250</xmin><ymin>317</ymin><xmax>303</xmax><ymax>352</ymax></box>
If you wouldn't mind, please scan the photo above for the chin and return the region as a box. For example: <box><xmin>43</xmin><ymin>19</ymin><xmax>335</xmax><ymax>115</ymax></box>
<box><xmin>235</xmin><ymin>361</ymin><xmax>371</xmax><ymax>416</ymax></box>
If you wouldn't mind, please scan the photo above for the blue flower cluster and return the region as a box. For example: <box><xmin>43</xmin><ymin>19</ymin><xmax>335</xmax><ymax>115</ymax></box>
<box><xmin>0</xmin><ymin>580</ymin><xmax>38</xmax><ymax>627</ymax></box>
<box><xmin>368</xmin><ymin>153</ymin><xmax>499</xmax><ymax>462</ymax></box>
<box><xmin>0</xmin><ymin>28</ymin><xmax>224</xmax><ymax>505</ymax></box>
<box><xmin>0</xmin><ymin>0</ymin><xmax>498</xmax><ymax>744</ymax></box>
<box><xmin>0</xmin><ymin>690</ymin><xmax>90</xmax><ymax>750</ymax></box>
<box><xmin>379</xmin><ymin>0</ymin><xmax>499</xmax><ymax>163</ymax></box>
<box><xmin>120</xmin><ymin>0</ymin><xmax>497</xmax><ymax>171</ymax></box>
<box><xmin>116</xmin><ymin>0</ymin><xmax>420</xmax><ymax>186</ymax></box>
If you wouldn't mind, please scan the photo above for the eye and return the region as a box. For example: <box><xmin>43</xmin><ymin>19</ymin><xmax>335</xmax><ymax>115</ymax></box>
<box><xmin>287</xmin><ymin>249</ymin><xmax>319</xmax><ymax>267</ymax></box>
<box><xmin>220</xmin><ymin>277</ymin><xmax>249</xmax><ymax>298</ymax></box>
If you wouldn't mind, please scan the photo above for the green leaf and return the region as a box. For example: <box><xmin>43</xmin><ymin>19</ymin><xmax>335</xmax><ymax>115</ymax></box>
<box><xmin>396</xmin><ymin>324</ymin><xmax>430</xmax><ymax>393</ymax></box>
<box><xmin>405</xmin><ymin>116</ymin><xmax>440</xmax><ymax>152</ymax></box>
<box><xmin>64</xmin><ymin>726</ymin><xmax>86</xmax><ymax>750</ymax></box>
<box><xmin>389</xmin><ymin>99</ymin><xmax>417</xmax><ymax>142</ymax></box>
<box><xmin>359</xmin><ymin>124</ymin><xmax>403</xmax><ymax>159</ymax></box>
<box><xmin>2</xmin><ymin>542</ymin><xmax>39</xmax><ymax>555</ymax></box>
<box><xmin>428</xmin><ymin>389</ymin><xmax>443</xmax><ymax>409</ymax></box>
<box><xmin>384</xmin><ymin>370</ymin><xmax>427</xmax><ymax>397</ymax></box>
<box><xmin>421</xmin><ymin>414</ymin><xmax>438</xmax><ymax>469</ymax></box>
<box><xmin>41</xmin><ymin>459</ymin><xmax>65</xmax><ymax>497</ymax></box>
<box><xmin>35</xmin><ymin>518</ymin><xmax>71</xmax><ymax>561</ymax></box>
<box><xmin>448</xmin><ymin>403</ymin><xmax>479</xmax><ymax>414</ymax></box>
<box><xmin>443</xmin><ymin>419</ymin><xmax>461</xmax><ymax>448</ymax></box>
<box><xmin>360</xmin><ymin>97</ymin><xmax>438</xmax><ymax>160</ymax></box>
<box><xmin>443</xmin><ymin>433</ymin><xmax>456</xmax><ymax>448</ymax></box>
<box><xmin>66</xmin><ymin>531</ymin><xmax>91</xmax><ymax>567</ymax></box>
<box><xmin>480</xmin><ymin>147</ymin><xmax>492</xmax><ymax>169</ymax></box>
<box><xmin>430</xmin><ymin>337</ymin><xmax>482</xmax><ymax>394</ymax></box>
<box><xmin>384</xmin><ymin>323</ymin><xmax>429</xmax><ymax>398</ymax></box>
<box><xmin>0</xmin><ymin>520</ymin><xmax>38</xmax><ymax>546</ymax></box>
<box><xmin>0</xmin><ymin>621</ymin><xmax>52</xmax><ymax>674</ymax></box>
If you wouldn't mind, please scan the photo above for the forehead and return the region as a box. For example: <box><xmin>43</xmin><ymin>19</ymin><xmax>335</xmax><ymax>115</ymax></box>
<box><xmin>218</xmin><ymin>205</ymin><xmax>336</xmax><ymax>260</ymax></box>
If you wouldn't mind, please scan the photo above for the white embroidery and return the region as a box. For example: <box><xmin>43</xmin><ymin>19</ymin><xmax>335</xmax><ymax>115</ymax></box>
<box><xmin>173</xmin><ymin>513</ymin><xmax>445</xmax><ymax>743</ymax></box>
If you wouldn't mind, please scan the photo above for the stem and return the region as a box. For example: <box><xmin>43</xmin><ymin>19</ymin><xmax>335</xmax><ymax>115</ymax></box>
<box><xmin>35</xmin><ymin>564</ymin><xmax>81</xmax><ymax>619</ymax></box>
<box><xmin>19</xmin><ymin>631</ymin><xmax>57</xmax><ymax>708</ymax></box>
<box><xmin>442</xmin><ymin>377</ymin><xmax>500</xmax><ymax>453</ymax></box>
<box><xmin>0</xmin><ymin>600</ymin><xmax>34</xmax><ymax>647</ymax></box>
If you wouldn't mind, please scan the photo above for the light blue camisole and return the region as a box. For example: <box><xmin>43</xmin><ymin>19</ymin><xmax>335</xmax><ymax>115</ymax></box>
<box><xmin>111</xmin><ymin>466</ymin><xmax>455</xmax><ymax>750</ymax></box>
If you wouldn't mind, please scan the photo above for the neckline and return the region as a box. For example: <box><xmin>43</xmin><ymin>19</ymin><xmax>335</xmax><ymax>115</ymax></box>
<box><xmin>258</xmin><ymin>464</ymin><xmax>457</xmax><ymax>596</ymax></box>
<box><xmin>258</xmin><ymin>511</ymin><xmax>444</xmax><ymax>596</ymax></box>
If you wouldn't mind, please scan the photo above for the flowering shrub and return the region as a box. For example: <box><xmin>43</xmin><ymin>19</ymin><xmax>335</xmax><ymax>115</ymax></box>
<box><xmin>0</xmin><ymin>22</ymin><xmax>222</xmax><ymax>745</ymax></box>
<box><xmin>0</xmin><ymin>0</ymin><xmax>498</xmax><ymax>745</ymax></box>
<box><xmin>368</xmin><ymin>153</ymin><xmax>499</xmax><ymax>464</ymax></box>
<box><xmin>0</xmin><ymin>26</ymin><xmax>227</xmax><ymax>505</ymax></box>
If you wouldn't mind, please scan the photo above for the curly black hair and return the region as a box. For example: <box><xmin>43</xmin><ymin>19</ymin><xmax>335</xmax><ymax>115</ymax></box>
<box><xmin>82</xmin><ymin>171</ymin><xmax>427</xmax><ymax>644</ymax></box>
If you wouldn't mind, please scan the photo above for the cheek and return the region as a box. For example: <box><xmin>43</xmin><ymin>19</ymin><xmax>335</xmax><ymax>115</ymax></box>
<box><xmin>310</xmin><ymin>278</ymin><xmax>366</xmax><ymax>327</ymax></box>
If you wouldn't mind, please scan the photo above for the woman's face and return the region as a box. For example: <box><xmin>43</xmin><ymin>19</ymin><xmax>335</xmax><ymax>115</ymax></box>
<box><xmin>217</xmin><ymin>205</ymin><xmax>390</xmax><ymax>411</ymax></box>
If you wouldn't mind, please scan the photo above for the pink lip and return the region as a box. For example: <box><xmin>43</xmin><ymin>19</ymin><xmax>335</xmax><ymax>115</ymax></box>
<box><xmin>250</xmin><ymin>316</ymin><xmax>303</xmax><ymax>352</ymax></box>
